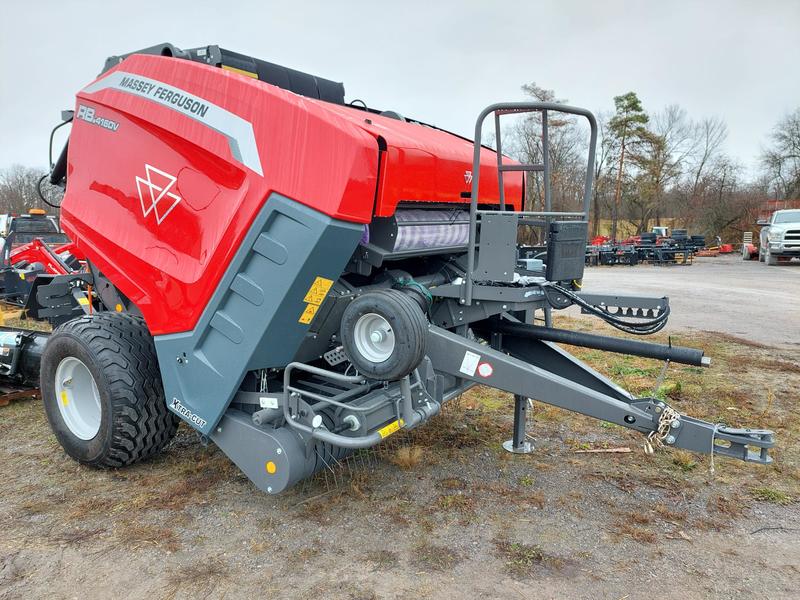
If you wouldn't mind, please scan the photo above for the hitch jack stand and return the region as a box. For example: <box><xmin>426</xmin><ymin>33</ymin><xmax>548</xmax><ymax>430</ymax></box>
<box><xmin>503</xmin><ymin>394</ymin><xmax>534</xmax><ymax>454</ymax></box>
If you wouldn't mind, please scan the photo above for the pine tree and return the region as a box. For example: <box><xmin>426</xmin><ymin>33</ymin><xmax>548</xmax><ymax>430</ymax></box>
<box><xmin>609</xmin><ymin>92</ymin><xmax>650</xmax><ymax>240</ymax></box>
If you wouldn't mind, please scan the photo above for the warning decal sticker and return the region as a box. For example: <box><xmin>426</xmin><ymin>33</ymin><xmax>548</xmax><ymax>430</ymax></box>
<box><xmin>298</xmin><ymin>276</ymin><xmax>334</xmax><ymax>324</ymax></box>
<box><xmin>459</xmin><ymin>351</ymin><xmax>481</xmax><ymax>377</ymax></box>
<box><xmin>303</xmin><ymin>277</ymin><xmax>334</xmax><ymax>305</ymax></box>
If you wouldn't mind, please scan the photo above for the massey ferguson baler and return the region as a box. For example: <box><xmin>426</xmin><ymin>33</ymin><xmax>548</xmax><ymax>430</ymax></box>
<box><xmin>2</xmin><ymin>43</ymin><xmax>774</xmax><ymax>494</ymax></box>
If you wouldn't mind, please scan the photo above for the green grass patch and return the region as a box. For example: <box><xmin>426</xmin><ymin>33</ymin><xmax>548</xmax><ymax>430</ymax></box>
<box><xmin>751</xmin><ymin>486</ymin><xmax>793</xmax><ymax>505</ymax></box>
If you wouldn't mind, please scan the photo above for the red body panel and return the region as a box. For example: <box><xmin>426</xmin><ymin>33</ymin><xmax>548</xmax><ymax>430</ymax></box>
<box><xmin>322</xmin><ymin>105</ymin><xmax>522</xmax><ymax>216</ymax></box>
<box><xmin>61</xmin><ymin>54</ymin><xmax>521</xmax><ymax>335</ymax></box>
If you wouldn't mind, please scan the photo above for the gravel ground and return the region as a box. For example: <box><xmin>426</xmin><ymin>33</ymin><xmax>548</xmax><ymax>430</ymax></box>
<box><xmin>1</xmin><ymin>256</ymin><xmax>799</xmax><ymax>600</ymax></box>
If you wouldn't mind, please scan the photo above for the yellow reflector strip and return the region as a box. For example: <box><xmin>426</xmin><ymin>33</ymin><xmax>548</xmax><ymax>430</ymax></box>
<box><xmin>222</xmin><ymin>64</ymin><xmax>258</xmax><ymax>79</ymax></box>
<box><xmin>18</xmin><ymin>273</ymin><xmax>25</xmax><ymax>280</ymax></box>
<box><xmin>377</xmin><ymin>419</ymin><xmax>405</xmax><ymax>439</ymax></box>
<box><xmin>77</xmin><ymin>297</ymin><xmax>89</xmax><ymax>306</ymax></box>
<box><xmin>265</xmin><ymin>460</ymin><xmax>277</xmax><ymax>474</ymax></box>
<box><xmin>60</xmin><ymin>390</ymin><xmax>69</xmax><ymax>406</ymax></box>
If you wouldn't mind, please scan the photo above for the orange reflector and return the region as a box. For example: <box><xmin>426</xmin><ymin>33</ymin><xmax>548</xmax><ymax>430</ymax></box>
<box><xmin>265</xmin><ymin>461</ymin><xmax>277</xmax><ymax>474</ymax></box>
<box><xmin>28</xmin><ymin>208</ymin><xmax>46</xmax><ymax>215</ymax></box>
<box><xmin>115</xmin><ymin>303</ymin><xmax>123</xmax><ymax>312</ymax></box>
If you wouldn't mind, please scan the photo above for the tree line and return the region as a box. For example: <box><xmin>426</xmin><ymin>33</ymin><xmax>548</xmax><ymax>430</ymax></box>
<box><xmin>507</xmin><ymin>83</ymin><xmax>800</xmax><ymax>241</ymax></box>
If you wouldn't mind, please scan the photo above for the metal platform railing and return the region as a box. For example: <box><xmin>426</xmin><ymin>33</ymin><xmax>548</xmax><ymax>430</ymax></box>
<box><xmin>465</xmin><ymin>102</ymin><xmax>598</xmax><ymax>304</ymax></box>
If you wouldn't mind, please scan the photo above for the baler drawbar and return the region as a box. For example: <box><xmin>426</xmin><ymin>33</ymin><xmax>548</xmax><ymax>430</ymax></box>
<box><xmin>1</xmin><ymin>43</ymin><xmax>773</xmax><ymax>494</ymax></box>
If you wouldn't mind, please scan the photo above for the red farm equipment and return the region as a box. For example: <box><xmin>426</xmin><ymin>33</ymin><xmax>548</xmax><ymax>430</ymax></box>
<box><xmin>0</xmin><ymin>43</ymin><xmax>773</xmax><ymax>493</ymax></box>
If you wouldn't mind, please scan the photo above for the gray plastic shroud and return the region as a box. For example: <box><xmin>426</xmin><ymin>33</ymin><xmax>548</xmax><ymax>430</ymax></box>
<box><xmin>154</xmin><ymin>194</ymin><xmax>363</xmax><ymax>435</ymax></box>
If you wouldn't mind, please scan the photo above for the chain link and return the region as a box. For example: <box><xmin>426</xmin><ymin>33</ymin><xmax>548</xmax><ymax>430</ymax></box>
<box><xmin>644</xmin><ymin>405</ymin><xmax>680</xmax><ymax>455</ymax></box>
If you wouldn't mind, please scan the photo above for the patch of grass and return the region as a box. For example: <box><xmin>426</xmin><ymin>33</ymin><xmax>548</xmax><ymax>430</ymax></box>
<box><xmin>165</xmin><ymin>557</ymin><xmax>229</xmax><ymax>596</ymax></box>
<box><xmin>294</xmin><ymin>493</ymin><xmax>343</xmax><ymax>526</ymax></box>
<box><xmin>655</xmin><ymin>381</ymin><xmax>682</xmax><ymax>400</ymax></box>
<box><xmin>412</xmin><ymin>541</ymin><xmax>461</xmax><ymax>572</ymax></box>
<box><xmin>708</xmin><ymin>494</ymin><xmax>746</xmax><ymax>517</ymax></box>
<box><xmin>478</xmin><ymin>482</ymin><xmax>545</xmax><ymax>509</ymax></box>
<box><xmin>626</xmin><ymin>512</ymin><xmax>653</xmax><ymax>526</ymax></box>
<box><xmin>17</xmin><ymin>498</ymin><xmax>55</xmax><ymax>516</ymax></box>
<box><xmin>293</xmin><ymin>546</ymin><xmax>322</xmax><ymax>562</ymax></box>
<box><xmin>709</xmin><ymin>332</ymin><xmax>768</xmax><ymax>349</ymax></box>
<box><xmin>493</xmin><ymin>540</ymin><xmax>548</xmax><ymax>577</ymax></box>
<box><xmin>609</xmin><ymin>363</ymin><xmax>659</xmax><ymax>378</ymax></box>
<box><xmin>691</xmin><ymin>516</ymin><xmax>729</xmax><ymax>532</ymax></box>
<box><xmin>347</xmin><ymin>470</ymin><xmax>374</xmax><ymax>499</ymax></box>
<box><xmin>524</xmin><ymin>490</ymin><xmax>546</xmax><ymax>509</ymax></box>
<box><xmin>65</xmin><ymin>495</ymin><xmax>119</xmax><ymax>520</ymax></box>
<box><xmin>49</xmin><ymin>527</ymin><xmax>106</xmax><ymax>546</ymax></box>
<box><xmin>115</xmin><ymin>522</ymin><xmax>181</xmax><ymax>552</ymax></box>
<box><xmin>748</xmin><ymin>357</ymin><xmax>800</xmax><ymax>375</ymax></box>
<box><xmin>671</xmin><ymin>450</ymin><xmax>698</xmax><ymax>472</ymax></box>
<box><xmin>435</xmin><ymin>493</ymin><xmax>475</xmax><ymax>513</ymax></box>
<box><xmin>363</xmin><ymin>549</ymin><xmax>399</xmax><ymax>570</ymax></box>
<box><xmin>390</xmin><ymin>446</ymin><xmax>423</xmax><ymax>470</ymax></box>
<box><xmin>612</xmin><ymin>521</ymin><xmax>656</xmax><ymax>544</ymax></box>
<box><xmin>518</xmin><ymin>475</ymin><xmax>535</xmax><ymax>487</ymax></box>
<box><xmin>341</xmin><ymin>586</ymin><xmax>379</xmax><ymax>600</ymax></box>
<box><xmin>653</xmin><ymin>503</ymin><xmax>685</xmax><ymax>522</ymax></box>
<box><xmin>751</xmin><ymin>486</ymin><xmax>793</xmax><ymax>505</ymax></box>
<box><xmin>407</xmin><ymin>399</ymin><xmax>508</xmax><ymax>449</ymax></box>
<box><xmin>437</xmin><ymin>477</ymin><xmax>467</xmax><ymax>490</ymax></box>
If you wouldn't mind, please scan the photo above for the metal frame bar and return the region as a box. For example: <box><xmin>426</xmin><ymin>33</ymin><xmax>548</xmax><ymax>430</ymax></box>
<box><xmin>424</xmin><ymin>324</ymin><xmax>774</xmax><ymax>463</ymax></box>
<box><xmin>465</xmin><ymin>102</ymin><xmax>598</xmax><ymax>305</ymax></box>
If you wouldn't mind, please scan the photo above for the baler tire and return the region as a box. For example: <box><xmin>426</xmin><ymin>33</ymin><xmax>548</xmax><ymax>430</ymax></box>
<box><xmin>340</xmin><ymin>289</ymin><xmax>428</xmax><ymax>381</ymax></box>
<box><xmin>41</xmin><ymin>312</ymin><xmax>178</xmax><ymax>468</ymax></box>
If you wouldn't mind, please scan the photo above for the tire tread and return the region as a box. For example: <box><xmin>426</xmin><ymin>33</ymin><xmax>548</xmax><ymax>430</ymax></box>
<box><xmin>47</xmin><ymin>313</ymin><xmax>178</xmax><ymax>467</ymax></box>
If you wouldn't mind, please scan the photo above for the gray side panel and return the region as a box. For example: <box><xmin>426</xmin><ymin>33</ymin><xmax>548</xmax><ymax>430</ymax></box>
<box><xmin>155</xmin><ymin>194</ymin><xmax>363</xmax><ymax>434</ymax></box>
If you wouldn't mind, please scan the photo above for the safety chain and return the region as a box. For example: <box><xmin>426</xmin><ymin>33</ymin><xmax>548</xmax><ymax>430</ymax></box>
<box><xmin>644</xmin><ymin>404</ymin><xmax>680</xmax><ymax>455</ymax></box>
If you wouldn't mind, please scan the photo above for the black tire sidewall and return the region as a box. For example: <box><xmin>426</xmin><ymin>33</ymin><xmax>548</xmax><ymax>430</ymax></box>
<box><xmin>41</xmin><ymin>332</ymin><xmax>115</xmax><ymax>466</ymax></box>
<box><xmin>341</xmin><ymin>291</ymin><xmax>426</xmax><ymax>381</ymax></box>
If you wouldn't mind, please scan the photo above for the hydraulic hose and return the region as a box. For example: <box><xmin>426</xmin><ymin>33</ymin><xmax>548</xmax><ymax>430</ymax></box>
<box><xmin>544</xmin><ymin>283</ymin><xmax>670</xmax><ymax>335</ymax></box>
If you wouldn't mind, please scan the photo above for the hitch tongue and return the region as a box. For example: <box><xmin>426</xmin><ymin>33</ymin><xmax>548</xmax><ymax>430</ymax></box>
<box><xmin>711</xmin><ymin>424</ymin><xmax>775</xmax><ymax>464</ymax></box>
<box><xmin>668</xmin><ymin>414</ymin><xmax>775</xmax><ymax>465</ymax></box>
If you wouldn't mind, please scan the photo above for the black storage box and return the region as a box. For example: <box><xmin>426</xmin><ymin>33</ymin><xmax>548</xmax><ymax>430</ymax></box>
<box><xmin>545</xmin><ymin>221</ymin><xmax>588</xmax><ymax>282</ymax></box>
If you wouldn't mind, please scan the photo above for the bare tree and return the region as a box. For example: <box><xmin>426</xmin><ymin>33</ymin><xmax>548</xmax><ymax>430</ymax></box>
<box><xmin>761</xmin><ymin>108</ymin><xmax>800</xmax><ymax>199</ymax></box>
<box><xmin>694</xmin><ymin>157</ymin><xmax>763</xmax><ymax>239</ymax></box>
<box><xmin>590</xmin><ymin>111</ymin><xmax>617</xmax><ymax>237</ymax></box>
<box><xmin>510</xmin><ymin>83</ymin><xmax>588</xmax><ymax>213</ymax></box>
<box><xmin>0</xmin><ymin>165</ymin><xmax>50</xmax><ymax>214</ymax></box>
<box><xmin>623</xmin><ymin>105</ymin><xmax>695</xmax><ymax>234</ymax></box>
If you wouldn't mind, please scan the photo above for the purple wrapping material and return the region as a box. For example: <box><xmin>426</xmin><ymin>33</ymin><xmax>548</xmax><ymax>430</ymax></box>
<box><xmin>391</xmin><ymin>209</ymin><xmax>470</xmax><ymax>251</ymax></box>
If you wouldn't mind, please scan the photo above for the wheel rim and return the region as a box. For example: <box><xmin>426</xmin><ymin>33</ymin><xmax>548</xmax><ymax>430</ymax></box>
<box><xmin>55</xmin><ymin>356</ymin><xmax>102</xmax><ymax>440</ymax></box>
<box><xmin>353</xmin><ymin>313</ymin><xmax>395</xmax><ymax>363</ymax></box>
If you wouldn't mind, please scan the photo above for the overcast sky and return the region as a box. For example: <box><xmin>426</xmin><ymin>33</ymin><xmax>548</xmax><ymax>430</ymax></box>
<box><xmin>1</xmin><ymin>0</ymin><xmax>798</xmax><ymax>175</ymax></box>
